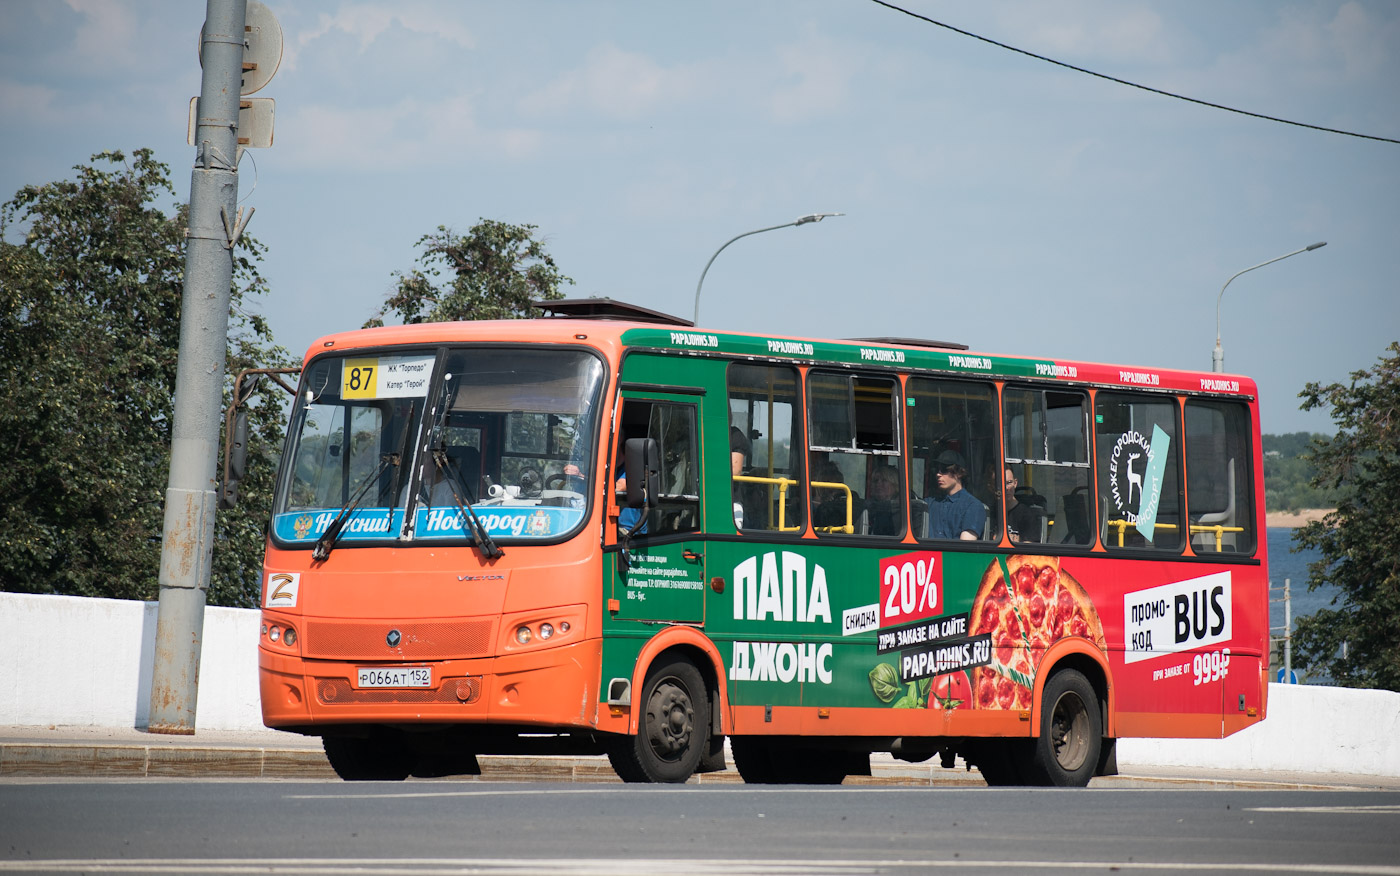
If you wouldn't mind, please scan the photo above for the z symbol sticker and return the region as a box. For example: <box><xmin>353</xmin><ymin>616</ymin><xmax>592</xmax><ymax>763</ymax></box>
<box><xmin>265</xmin><ymin>572</ymin><xmax>300</xmax><ymax>608</ymax></box>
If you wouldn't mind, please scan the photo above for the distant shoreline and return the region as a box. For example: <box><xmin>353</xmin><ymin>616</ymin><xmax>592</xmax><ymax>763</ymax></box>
<box><xmin>1266</xmin><ymin>508</ymin><xmax>1333</xmax><ymax>529</ymax></box>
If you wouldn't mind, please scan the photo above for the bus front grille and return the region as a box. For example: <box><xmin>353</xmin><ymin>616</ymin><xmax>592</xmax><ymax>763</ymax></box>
<box><xmin>303</xmin><ymin>619</ymin><xmax>494</xmax><ymax>660</ymax></box>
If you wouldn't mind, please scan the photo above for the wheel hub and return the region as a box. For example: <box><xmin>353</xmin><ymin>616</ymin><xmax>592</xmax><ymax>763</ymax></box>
<box><xmin>647</xmin><ymin>681</ymin><xmax>693</xmax><ymax>759</ymax></box>
<box><xmin>1050</xmin><ymin>691</ymin><xmax>1090</xmax><ymax>770</ymax></box>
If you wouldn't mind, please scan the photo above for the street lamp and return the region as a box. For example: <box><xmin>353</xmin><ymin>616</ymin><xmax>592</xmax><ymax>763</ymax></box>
<box><xmin>693</xmin><ymin>212</ymin><xmax>843</xmax><ymax>326</ymax></box>
<box><xmin>1213</xmin><ymin>241</ymin><xmax>1327</xmax><ymax>373</ymax></box>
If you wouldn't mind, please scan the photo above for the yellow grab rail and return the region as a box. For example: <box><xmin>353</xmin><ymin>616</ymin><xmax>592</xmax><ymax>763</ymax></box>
<box><xmin>810</xmin><ymin>480</ymin><xmax>854</xmax><ymax>534</ymax></box>
<box><xmin>1105</xmin><ymin>519</ymin><xmax>1178</xmax><ymax>547</ymax></box>
<box><xmin>732</xmin><ymin>474</ymin><xmax>802</xmax><ymax>532</ymax></box>
<box><xmin>1190</xmin><ymin>524</ymin><xmax>1246</xmax><ymax>552</ymax></box>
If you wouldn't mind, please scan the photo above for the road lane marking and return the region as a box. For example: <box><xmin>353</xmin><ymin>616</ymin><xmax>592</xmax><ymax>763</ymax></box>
<box><xmin>2</xmin><ymin>860</ymin><xmax>1399</xmax><ymax>875</ymax></box>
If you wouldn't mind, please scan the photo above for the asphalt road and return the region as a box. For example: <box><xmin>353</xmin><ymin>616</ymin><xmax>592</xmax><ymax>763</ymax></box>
<box><xmin>2</xmin><ymin>780</ymin><xmax>1399</xmax><ymax>875</ymax></box>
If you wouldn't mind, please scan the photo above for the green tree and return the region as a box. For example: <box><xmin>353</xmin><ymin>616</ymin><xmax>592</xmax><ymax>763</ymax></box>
<box><xmin>1291</xmin><ymin>342</ymin><xmax>1400</xmax><ymax>690</ymax></box>
<box><xmin>365</xmin><ymin>220</ymin><xmax>573</xmax><ymax>327</ymax></box>
<box><xmin>0</xmin><ymin>149</ymin><xmax>292</xmax><ymax>607</ymax></box>
<box><xmin>1261</xmin><ymin>432</ymin><xmax>1338</xmax><ymax>512</ymax></box>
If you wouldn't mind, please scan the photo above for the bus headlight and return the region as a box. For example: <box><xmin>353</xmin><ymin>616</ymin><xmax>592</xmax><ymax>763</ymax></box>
<box><xmin>538</xmin><ymin>623</ymin><xmax>554</xmax><ymax>640</ymax></box>
<box><xmin>515</xmin><ymin>626</ymin><xmax>532</xmax><ymax>645</ymax></box>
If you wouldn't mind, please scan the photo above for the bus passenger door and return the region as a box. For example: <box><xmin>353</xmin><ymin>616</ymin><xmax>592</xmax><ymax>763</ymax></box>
<box><xmin>611</xmin><ymin>397</ymin><xmax>706</xmax><ymax>624</ymax></box>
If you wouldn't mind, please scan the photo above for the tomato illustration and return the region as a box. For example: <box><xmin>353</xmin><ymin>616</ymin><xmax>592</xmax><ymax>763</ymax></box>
<box><xmin>930</xmin><ymin>670</ymin><xmax>972</xmax><ymax>710</ymax></box>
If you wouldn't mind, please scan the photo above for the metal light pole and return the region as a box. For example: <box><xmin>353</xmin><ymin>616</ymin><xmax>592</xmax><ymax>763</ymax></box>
<box><xmin>1213</xmin><ymin>241</ymin><xmax>1327</xmax><ymax>373</ymax></box>
<box><xmin>147</xmin><ymin>0</ymin><xmax>250</xmax><ymax>734</ymax></box>
<box><xmin>693</xmin><ymin>212</ymin><xmax>842</xmax><ymax>326</ymax></box>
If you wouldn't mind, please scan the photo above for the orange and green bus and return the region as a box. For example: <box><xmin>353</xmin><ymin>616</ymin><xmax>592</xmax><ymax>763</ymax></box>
<box><xmin>258</xmin><ymin>299</ymin><xmax>1268</xmax><ymax>786</ymax></box>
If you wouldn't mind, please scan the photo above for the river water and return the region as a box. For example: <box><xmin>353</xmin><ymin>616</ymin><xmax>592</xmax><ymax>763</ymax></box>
<box><xmin>1265</xmin><ymin>527</ymin><xmax>1340</xmax><ymax>682</ymax></box>
<box><xmin>1266</xmin><ymin>526</ymin><xmax>1338</xmax><ymax>628</ymax></box>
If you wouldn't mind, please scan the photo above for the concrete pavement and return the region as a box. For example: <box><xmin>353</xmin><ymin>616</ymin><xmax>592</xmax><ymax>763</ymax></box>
<box><xmin>4</xmin><ymin>725</ymin><xmax>1399</xmax><ymax>789</ymax></box>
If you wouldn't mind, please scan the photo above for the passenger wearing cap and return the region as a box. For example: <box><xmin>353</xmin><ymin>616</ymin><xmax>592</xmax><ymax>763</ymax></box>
<box><xmin>927</xmin><ymin>450</ymin><xmax>985</xmax><ymax>541</ymax></box>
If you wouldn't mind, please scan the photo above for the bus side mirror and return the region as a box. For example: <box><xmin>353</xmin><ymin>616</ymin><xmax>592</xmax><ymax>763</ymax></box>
<box><xmin>219</xmin><ymin>410</ymin><xmax>249</xmax><ymax>510</ymax></box>
<box><xmin>623</xmin><ymin>437</ymin><xmax>660</xmax><ymax>509</ymax></box>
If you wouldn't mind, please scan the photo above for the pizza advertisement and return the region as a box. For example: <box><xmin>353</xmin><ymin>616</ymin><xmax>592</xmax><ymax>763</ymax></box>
<box><xmin>864</xmin><ymin>550</ymin><xmax>1260</xmax><ymax>717</ymax></box>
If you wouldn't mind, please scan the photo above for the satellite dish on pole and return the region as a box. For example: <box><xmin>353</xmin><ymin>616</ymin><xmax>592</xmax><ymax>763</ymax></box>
<box><xmin>198</xmin><ymin>1</ymin><xmax>282</xmax><ymax>95</ymax></box>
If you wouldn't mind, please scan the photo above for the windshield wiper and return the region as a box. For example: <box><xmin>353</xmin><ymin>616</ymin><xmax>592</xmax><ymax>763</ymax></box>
<box><xmin>312</xmin><ymin>452</ymin><xmax>398</xmax><ymax>562</ymax></box>
<box><xmin>424</xmin><ymin>372</ymin><xmax>502</xmax><ymax>560</ymax></box>
<box><xmin>432</xmin><ymin>447</ymin><xmax>503</xmax><ymax>560</ymax></box>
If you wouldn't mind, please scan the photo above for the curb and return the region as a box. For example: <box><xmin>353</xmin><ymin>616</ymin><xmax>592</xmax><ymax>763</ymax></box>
<box><xmin>0</xmin><ymin>741</ymin><xmax>986</xmax><ymax>784</ymax></box>
<box><xmin>2</xmin><ymin>741</ymin><xmax>1383</xmax><ymax>789</ymax></box>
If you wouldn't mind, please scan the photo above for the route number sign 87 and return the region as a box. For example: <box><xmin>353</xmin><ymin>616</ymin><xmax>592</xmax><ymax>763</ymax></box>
<box><xmin>342</xmin><ymin>358</ymin><xmax>379</xmax><ymax>399</ymax></box>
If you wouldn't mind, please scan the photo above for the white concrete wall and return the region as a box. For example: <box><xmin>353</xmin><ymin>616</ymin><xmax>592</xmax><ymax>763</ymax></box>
<box><xmin>2</xmin><ymin>591</ymin><xmax>1398</xmax><ymax>776</ymax></box>
<box><xmin>0</xmin><ymin>591</ymin><xmax>263</xmax><ymax>732</ymax></box>
<box><xmin>1118</xmin><ymin>683</ymin><xmax>1400</xmax><ymax>777</ymax></box>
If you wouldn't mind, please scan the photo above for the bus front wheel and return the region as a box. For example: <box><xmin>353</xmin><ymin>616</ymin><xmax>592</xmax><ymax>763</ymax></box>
<box><xmin>323</xmin><ymin>733</ymin><xmax>414</xmax><ymax>781</ymax></box>
<box><xmin>1030</xmin><ymin>668</ymin><xmax>1101</xmax><ymax>787</ymax></box>
<box><xmin>608</xmin><ymin>656</ymin><xmax>710</xmax><ymax>783</ymax></box>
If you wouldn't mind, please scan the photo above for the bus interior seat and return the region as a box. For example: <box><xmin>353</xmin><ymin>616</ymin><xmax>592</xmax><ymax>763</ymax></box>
<box><xmin>1060</xmin><ymin>487</ymin><xmax>1091</xmax><ymax>545</ymax></box>
<box><xmin>1192</xmin><ymin>458</ymin><xmax>1237</xmax><ymax>552</ymax></box>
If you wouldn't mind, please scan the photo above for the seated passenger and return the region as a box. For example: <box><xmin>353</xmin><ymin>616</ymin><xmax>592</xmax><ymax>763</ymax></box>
<box><xmin>811</xmin><ymin>457</ymin><xmax>853</xmax><ymax>530</ymax></box>
<box><xmin>1004</xmin><ymin>467</ymin><xmax>1042</xmax><ymax>543</ymax></box>
<box><xmin>927</xmin><ymin>450</ymin><xmax>985</xmax><ymax>541</ymax></box>
<box><xmin>864</xmin><ymin>464</ymin><xmax>901</xmax><ymax>535</ymax></box>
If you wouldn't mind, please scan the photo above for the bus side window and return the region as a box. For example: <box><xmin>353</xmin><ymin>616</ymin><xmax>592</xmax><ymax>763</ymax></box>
<box><xmin>727</xmin><ymin>363</ymin><xmax>805</xmax><ymax>533</ymax></box>
<box><xmin>908</xmin><ymin>377</ymin><xmax>999</xmax><ymax>543</ymax></box>
<box><xmin>617</xmin><ymin>400</ymin><xmax>700</xmax><ymax>535</ymax></box>
<box><xmin>1004</xmin><ymin>387</ymin><xmax>1093</xmax><ymax>546</ymax></box>
<box><xmin>1185</xmin><ymin>400</ymin><xmax>1255</xmax><ymax>554</ymax></box>
<box><xmin>807</xmin><ymin>372</ymin><xmax>903</xmax><ymax>537</ymax></box>
<box><xmin>1094</xmin><ymin>394</ymin><xmax>1183</xmax><ymax>551</ymax></box>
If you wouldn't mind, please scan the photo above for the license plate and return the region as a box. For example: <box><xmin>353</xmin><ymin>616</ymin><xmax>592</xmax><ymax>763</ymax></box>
<box><xmin>356</xmin><ymin>666</ymin><xmax>432</xmax><ymax>688</ymax></box>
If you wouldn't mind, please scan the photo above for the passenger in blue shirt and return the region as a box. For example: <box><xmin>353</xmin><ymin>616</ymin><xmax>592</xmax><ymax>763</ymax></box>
<box><xmin>616</xmin><ymin>464</ymin><xmax>647</xmax><ymax>535</ymax></box>
<box><xmin>927</xmin><ymin>450</ymin><xmax>985</xmax><ymax>541</ymax></box>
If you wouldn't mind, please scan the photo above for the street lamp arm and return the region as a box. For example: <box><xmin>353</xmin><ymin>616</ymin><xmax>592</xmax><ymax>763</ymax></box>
<box><xmin>693</xmin><ymin>213</ymin><xmax>843</xmax><ymax>325</ymax></box>
<box><xmin>1212</xmin><ymin>241</ymin><xmax>1326</xmax><ymax>373</ymax></box>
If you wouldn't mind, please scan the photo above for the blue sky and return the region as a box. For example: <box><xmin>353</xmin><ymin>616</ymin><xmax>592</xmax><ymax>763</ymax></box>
<box><xmin>2</xmin><ymin>1</ymin><xmax>1396</xmax><ymax>434</ymax></box>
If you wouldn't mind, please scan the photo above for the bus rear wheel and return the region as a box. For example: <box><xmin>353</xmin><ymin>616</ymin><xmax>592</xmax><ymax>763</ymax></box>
<box><xmin>1029</xmin><ymin>668</ymin><xmax>1102</xmax><ymax>787</ymax></box>
<box><xmin>608</xmin><ymin>656</ymin><xmax>710</xmax><ymax>783</ymax></box>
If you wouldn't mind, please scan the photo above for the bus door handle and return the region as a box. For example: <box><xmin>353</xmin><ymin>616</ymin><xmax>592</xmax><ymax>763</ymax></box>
<box><xmin>682</xmin><ymin>549</ymin><xmax>703</xmax><ymax>562</ymax></box>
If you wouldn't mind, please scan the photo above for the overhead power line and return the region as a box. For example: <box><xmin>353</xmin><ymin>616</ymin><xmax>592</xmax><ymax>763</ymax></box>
<box><xmin>870</xmin><ymin>0</ymin><xmax>1400</xmax><ymax>146</ymax></box>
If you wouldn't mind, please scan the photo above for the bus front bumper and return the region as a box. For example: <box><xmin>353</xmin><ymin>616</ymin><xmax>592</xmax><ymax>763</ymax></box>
<box><xmin>259</xmin><ymin>638</ymin><xmax>603</xmax><ymax>731</ymax></box>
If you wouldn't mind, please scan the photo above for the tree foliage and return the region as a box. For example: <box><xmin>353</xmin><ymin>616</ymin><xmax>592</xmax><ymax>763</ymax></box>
<box><xmin>0</xmin><ymin>150</ymin><xmax>292</xmax><ymax>607</ymax></box>
<box><xmin>1291</xmin><ymin>342</ymin><xmax>1400</xmax><ymax>690</ymax></box>
<box><xmin>365</xmin><ymin>220</ymin><xmax>572</xmax><ymax>327</ymax></box>
<box><xmin>1261</xmin><ymin>432</ymin><xmax>1338</xmax><ymax>512</ymax></box>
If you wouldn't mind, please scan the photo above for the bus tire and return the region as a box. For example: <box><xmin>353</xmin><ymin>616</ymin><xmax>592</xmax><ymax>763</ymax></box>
<box><xmin>1029</xmin><ymin>668</ymin><xmax>1101</xmax><ymax>787</ymax></box>
<box><xmin>323</xmin><ymin>734</ymin><xmax>414</xmax><ymax>781</ymax></box>
<box><xmin>607</xmin><ymin>656</ymin><xmax>709</xmax><ymax>783</ymax></box>
<box><xmin>970</xmin><ymin>739</ymin><xmax>1034</xmax><ymax>786</ymax></box>
<box><xmin>730</xmin><ymin>736</ymin><xmax>779</xmax><ymax>783</ymax></box>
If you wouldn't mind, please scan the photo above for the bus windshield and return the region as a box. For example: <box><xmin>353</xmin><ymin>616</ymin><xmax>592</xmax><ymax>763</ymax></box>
<box><xmin>271</xmin><ymin>346</ymin><xmax>606</xmax><ymax>547</ymax></box>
